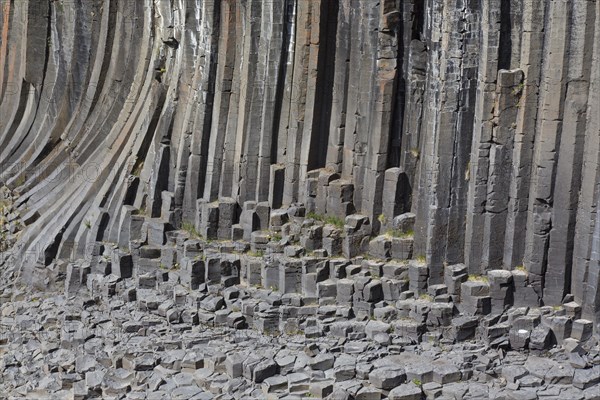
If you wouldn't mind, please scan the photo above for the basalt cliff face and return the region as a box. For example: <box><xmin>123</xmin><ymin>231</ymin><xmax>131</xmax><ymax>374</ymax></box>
<box><xmin>2</xmin><ymin>0</ymin><xmax>600</xmax><ymax>398</ymax></box>
<box><xmin>2</xmin><ymin>0</ymin><xmax>599</xmax><ymax>320</ymax></box>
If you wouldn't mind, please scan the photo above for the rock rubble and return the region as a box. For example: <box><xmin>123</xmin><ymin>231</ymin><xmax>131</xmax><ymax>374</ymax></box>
<box><xmin>2</xmin><ymin>208</ymin><xmax>600</xmax><ymax>398</ymax></box>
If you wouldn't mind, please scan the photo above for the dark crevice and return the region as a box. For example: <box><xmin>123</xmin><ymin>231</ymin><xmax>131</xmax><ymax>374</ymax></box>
<box><xmin>270</xmin><ymin>0</ymin><xmax>295</xmax><ymax>164</ymax></box>
<box><xmin>307</xmin><ymin>0</ymin><xmax>338</xmax><ymax>171</ymax></box>
<box><xmin>412</xmin><ymin>0</ymin><xmax>424</xmax><ymax>41</ymax></box>
<box><xmin>498</xmin><ymin>0</ymin><xmax>512</xmax><ymax>70</ymax></box>
<box><xmin>387</xmin><ymin>8</ymin><xmax>403</xmax><ymax>168</ymax></box>
<box><xmin>133</xmin><ymin>89</ymin><xmax>167</xmax><ymax>177</ymax></box>
<box><xmin>44</xmin><ymin>227</ymin><xmax>64</xmax><ymax>266</ymax></box>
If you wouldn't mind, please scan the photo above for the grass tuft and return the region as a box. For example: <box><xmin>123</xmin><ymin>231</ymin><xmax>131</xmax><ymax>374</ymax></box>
<box><xmin>468</xmin><ymin>274</ymin><xmax>489</xmax><ymax>283</ymax></box>
<box><xmin>415</xmin><ymin>254</ymin><xmax>426</xmax><ymax>264</ymax></box>
<box><xmin>182</xmin><ymin>222</ymin><xmax>201</xmax><ymax>239</ymax></box>
<box><xmin>419</xmin><ymin>294</ymin><xmax>432</xmax><ymax>301</ymax></box>
<box><xmin>306</xmin><ymin>212</ymin><xmax>345</xmax><ymax>229</ymax></box>
<box><xmin>385</xmin><ymin>229</ymin><xmax>413</xmax><ymax>239</ymax></box>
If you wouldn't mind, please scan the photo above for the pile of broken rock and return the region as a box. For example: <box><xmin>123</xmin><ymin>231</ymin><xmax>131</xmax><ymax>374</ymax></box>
<box><xmin>1</xmin><ymin>206</ymin><xmax>599</xmax><ymax>399</ymax></box>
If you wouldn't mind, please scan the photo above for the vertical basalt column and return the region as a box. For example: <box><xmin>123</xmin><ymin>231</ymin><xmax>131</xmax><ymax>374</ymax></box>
<box><xmin>341</xmin><ymin>0</ymin><xmax>379</xmax><ymax>213</ymax></box>
<box><xmin>340</xmin><ymin>0</ymin><xmax>363</xmax><ymax>182</ymax></box>
<box><xmin>204</xmin><ymin>0</ymin><xmax>236</xmax><ymax>201</ymax></box>
<box><xmin>482</xmin><ymin>70</ymin><xmax>521</xmax><ymax>269</ymax></box>
<box><xmin>297</xmin><ymin>0</ymin><xmax>326</xmax><ymax>203</ymax></box>
<box><xmin>503</xmin><ymin>0</ymin><xmax>546</xmax><ymax>271</ymax></box>
<box><xmin>238</xmin><ymin>0</ymin><xmax>268</xmax><ymax>204</ymax></box>
<box><xmin>524</xmin><ymin>0</ymin><xmax>572</xmax><ymax>298</ymax></box>
<box><xmin>360</xmin><ymin>0</ymin><xmax>400</xmax><ymax>232</ymax></box>
<box><xmin>325</xmin><ymin>0</ymin><xmax>351</xmax><ymax>173</ymax></box>
<box><xmin>220</xmin><ymin>1</ymin><xmax>243</xmax><ymax>201</ymax></box>
<box><xmin>399</xmin><ymin>39</ymin><xmax>426</xmax><ymax>192</ymax></box>
<box><xmin>183</xmin><ymin>0</ymin><xmax>220</xmax><ymax>219</ymax></box>
<box><xmin>442</xmin><ymin>0</ymin><xmax>479</xmax><ymax>266</ymax></box>
<box><xmin>464</xmin><ymin>0</ymin><xmax>501</xmax><ymax>275</ymax></box>
<box><xmin>305</xmin><ymin>0</ymin><xmax>337</xmax><ymax>176</ymax></box>
<box><xmin>573</xmin><ymin>0</ymin><xmax>600</xmax><ymax>323</ymax></box>
<box><xmin>356</xmin><ymin>1</ymin><xmax>379</xmax><ymax>215</ymax></box>
<box><xmin>274</xmin><ymin>0</ymin><xmax>296</xmax><ymax>178</ymax></box>
<box><xmin>411</xmin><ymin>0</ymin><xmax>444</xmax><ymax>261</ymax></box>
<box><xmin>544</xmin><ymin>0</ymin><xmax>595</xmax><ymax>306</ymax></box>
<box><xmin>386</xmin><ymin>0</ymin><xmax>415</xmax><ymax>169</ymax></box>
<box><xmin>415</xmin><ymin>0</ymin><xmax>479</xmax><ymax>283</ymax></box>
<box><xmin>282</xmin><ymin>0</ymin><xmax>313</xmax><ymax>206</ymax></box>
<box><xmin>255</xmin><ymin>0</ymin><xmax>287</xmax><ymax>203</ymax></box>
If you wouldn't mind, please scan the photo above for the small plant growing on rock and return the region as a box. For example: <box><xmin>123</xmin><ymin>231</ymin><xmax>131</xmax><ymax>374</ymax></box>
<box><xmin>385</xmin><ymin>229</ymin><xmax>413</xmax><ymax>239</ymax></box>
<box><xmin>412</xmin><ymin>378</ymin><xmax>422</xmax><ymax>386</ymax></box>
<box><xmin>306</xmin><ymin>212</ymin><xmax>345</xmax><ymax>229</ymax></box>
<box><xmin>512</xmin><ymin>82</ymin><xmax>525</xmax><ymax>96</ymax></box>
<box><xmin>306</xmin><ymin>211</ymin><xmax>320</xmax><ymax>221</ymax></box>
<box><xmin>465</xmin><ymin>161</ymin><xmax>471</xmax><ymax>181</ymax></box>
<box><xmin>324</xmin><ymin>215</ymin><xmax>344</xmax><ymax>229</ymax></box>
<box><xmin>415</xmin><ymin>254</ymin><xmax>426</xmax><ymax>264</ymax></box>
<box><xmin>247</xmin><ymin>250</ymin><xmax>264</xmax><ymax>258</ymax></box>
<box><xmin>83</xmin><ymin>220</ymin><xmax>91</xmax><ymax>229</ymax></box>
<box><xmin>15</xmin><ymin>175</ymin><xmax>26</xmax><ymax>187</ymax></box>
<box><xmin>182</xmin><ymin>222</ymin><xmax>200</xmax><ymax>239</ymax></box>
<box><xmin>377</xmin><ymin>213</ymin><xmax>387</xmax><ymax>225</ymax></box>
<box><xmin>132</xmin><ymin>161</ymin><xmax>144</xmax><ymax>177</ymax></box>
<box><xmin>514</xmin><ymin>264</ymin><xmax>527</xmax><ymax>272</ymax></box>
<box><xmin>419</xmin><ymin>294</ymin><xmax>432</xmax><ymax>301</ymax></box>
<box><xmin>271</xmin><ymin>232</ymin><xmax>282</xmax><ymax>242</ymax></box>
<box><xmin>468</xmin><ymin>274</ymin><xmax>489</xmax><ymax>283</ymax></box>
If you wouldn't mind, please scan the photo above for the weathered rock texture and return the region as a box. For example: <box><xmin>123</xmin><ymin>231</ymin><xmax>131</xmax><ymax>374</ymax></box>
<box><xmin>1</xmin><ymin>0</ymin><xmax>600</xmax><ymax>326</ymax></box>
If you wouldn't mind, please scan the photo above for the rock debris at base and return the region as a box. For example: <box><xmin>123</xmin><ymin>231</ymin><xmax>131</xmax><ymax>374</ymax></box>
<box><xmin>1</xmin><ymin>212</ymin><xmax>600</xmax><ymax>399</ymax></box>
<box><xmin>2</xmin><ymin>289</ymin><xmax>600</xmax><ymax>400</ymax></box>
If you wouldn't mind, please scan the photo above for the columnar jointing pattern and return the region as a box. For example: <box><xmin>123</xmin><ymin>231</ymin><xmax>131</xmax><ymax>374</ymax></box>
<box><xmin>1</xmin><ymin>1</ymin><xmax>600</xmax><ymax>323</ymax></box>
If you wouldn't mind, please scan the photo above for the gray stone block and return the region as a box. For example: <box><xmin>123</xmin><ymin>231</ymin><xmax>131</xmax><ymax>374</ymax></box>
<box><xmin>111</xmin><ymin>251</ymin><xmax>133</xmax><ymax>278</ymax></box>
